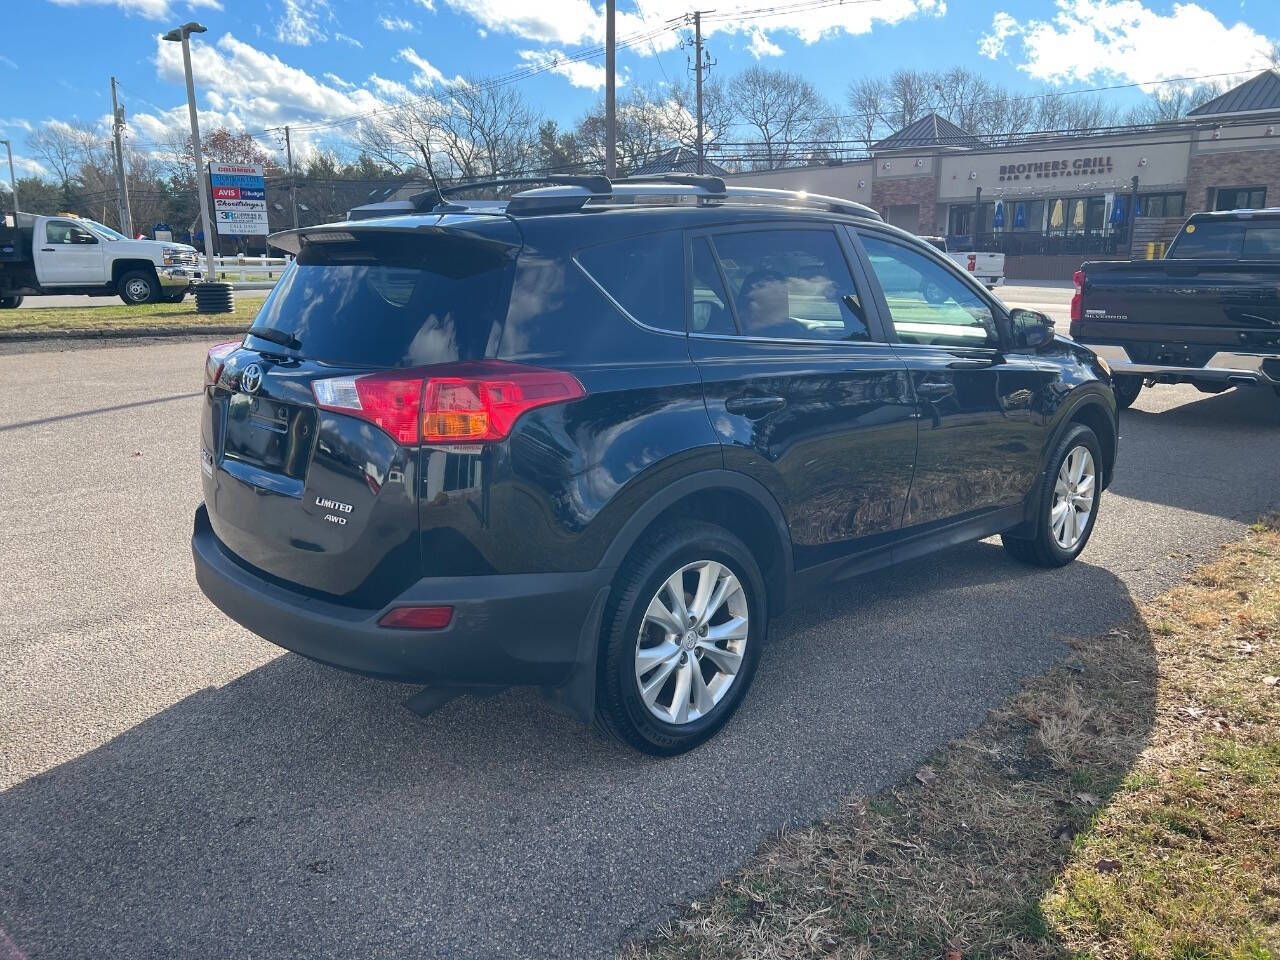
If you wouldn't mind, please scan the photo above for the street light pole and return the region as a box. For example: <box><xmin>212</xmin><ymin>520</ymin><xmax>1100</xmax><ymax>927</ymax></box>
<box><xmin>605</xmin><ymin>0</ymin><xmax>616</xmax><ymax>178</ymax></box>
<box><xmin>0</xmin><ymin>139</ymin><xmax>18</xmax><ymax>212</ymax></box>
<box><xmin>164</xmin><ymin>21</ymin><xmax>215</xmax><ymax>282</ymax></box>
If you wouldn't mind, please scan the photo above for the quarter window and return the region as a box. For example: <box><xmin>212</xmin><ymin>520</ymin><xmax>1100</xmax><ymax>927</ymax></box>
<box><xmin>708</xmin><ymin>229</ymin><xmax>870</xmax><ymax>342</ymax></box>
<box><xmin>576</xmin><ymin>231</ymin><xmax>683</xmax><ymax>331</ymax></box>
<box><xmin>860</xmin><ymin>234</ymin><xmax>998</xmax><ymax>349</ymax></box>
<box><xmin>690</xmin><ymin>237</ymin><xmax>736</xmax><ymax>335</ymax></box>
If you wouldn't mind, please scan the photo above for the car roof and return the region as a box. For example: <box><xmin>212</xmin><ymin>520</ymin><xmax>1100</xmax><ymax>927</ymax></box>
<box><xmin>1187</xmin><ymin>208</ymin><xmax>1280</xmax><ymax>223</ymax></box>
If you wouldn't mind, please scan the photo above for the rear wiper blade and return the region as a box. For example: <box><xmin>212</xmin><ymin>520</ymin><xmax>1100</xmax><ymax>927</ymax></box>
<box><xmin>246</xmin><ymin>327</ymin><xmax>301</xmax><ymax>349</ymax></box>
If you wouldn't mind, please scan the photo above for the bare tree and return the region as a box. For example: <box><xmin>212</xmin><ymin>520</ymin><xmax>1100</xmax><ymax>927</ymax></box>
<box><xmin>27</xmin><ymin>120</ymin><xmax>105</xmax><ymax>204</ymax></box>
<box><xmin>728</xmin><ymin>66</ymin><xmax>835</xmax><ymax>169</ymax></box>
<box><xmin>845</xmin><ymin>76</ymin><xmax>889</xmax><ymax>148</ymax></box>
<box><xmin>1124</xmin><ymin>82</ymin><xmax>1225</xmax><ymax>124</ymax></box>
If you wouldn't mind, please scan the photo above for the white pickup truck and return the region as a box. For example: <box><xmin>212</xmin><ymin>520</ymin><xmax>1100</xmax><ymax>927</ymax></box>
<box><xmin>920</xmin><ymin>236</ymin><xmax>1005</xmax><ymax>289</ymax></box>
<box><xmin>0</xmin><ymin>211</ymin><xmax>202</xmax><ymax>307</ymax></box>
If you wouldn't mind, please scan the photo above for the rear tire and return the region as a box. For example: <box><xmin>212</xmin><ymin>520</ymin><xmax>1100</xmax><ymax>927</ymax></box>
<box><xmin>0</xmin><ymin>295</ymin><xmax>22</xmax><ymax>309</ymax></box>
<box><xmin>118</xmin><ymin>270</ymin><xmax>159</xmax><ymax>305</ymax></box>
<box><xmin>1112</xmin><ymin>375</ymin><xmax>1143</xmax><ymax>410</ymax></box>
<box><xmin>596</xmin><ymin>521</ymin><xmax>767</xmax><ymax>755</ymax></box>
<box><xmin>1002</xmin><ymin>423</ymin><xmax>1103</xmax><ymax>567</ymax></box>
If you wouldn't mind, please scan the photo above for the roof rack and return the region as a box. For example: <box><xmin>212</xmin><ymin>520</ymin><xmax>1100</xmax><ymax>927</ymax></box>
<box><xmin>347</xmin><ymin>174</ymin><xmax>612</xmax><ymax>221</ymax></box>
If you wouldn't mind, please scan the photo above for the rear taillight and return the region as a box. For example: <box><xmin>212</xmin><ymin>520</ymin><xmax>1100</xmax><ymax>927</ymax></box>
<box><xmin>1069</xmin><ymin>269</ymin><xmax>1084</xmax><ymax>336</ymax></box>
<box><xmin>311</xmin><ymin>361</ymin><xmax>585</xmax><ymax>446</ymax></box>
<box><xmin>205</xmin><ymin>340</ymin><xmax>241</xmax><ymax>387</ymax></box>
<box><xmin>966</xmin><ymin>254</ymin><xmax>977</xmax><ymax>272</ymax></box>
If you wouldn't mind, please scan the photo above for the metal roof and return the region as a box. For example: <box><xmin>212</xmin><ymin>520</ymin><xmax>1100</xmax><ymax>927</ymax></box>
<box><xmin>1187</xmin><ymin>70</ymin><xmax>1280</xmax><ymax>117</ymax></box>
<box><xmin>871</xmin><ymin>112</ymin><xmax>986</xmax><ymax>152</ymax></box>
<box><xmin>629</xmin><ymin>146</ymin><xmax>729</xmax><ymax>177</ymax></box>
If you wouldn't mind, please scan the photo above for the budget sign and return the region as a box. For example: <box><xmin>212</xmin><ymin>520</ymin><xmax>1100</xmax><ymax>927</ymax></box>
<box><xmin>208</xmin><ymin>162</ymin><xmax>269</xmax><ymax>236</ymax></box>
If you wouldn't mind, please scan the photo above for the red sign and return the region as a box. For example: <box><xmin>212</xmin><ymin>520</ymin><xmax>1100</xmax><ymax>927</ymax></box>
<box><xmin>212</xmin><ymin>186</ymin><xmax>241</xmax><ymax>200</ymax></box>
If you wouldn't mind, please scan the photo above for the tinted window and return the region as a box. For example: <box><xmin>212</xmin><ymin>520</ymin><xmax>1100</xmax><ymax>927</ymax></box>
<box><xmin>860</xmin><ymin>234</ymin><xmax>998</xmax><ymax>349</ymax></box>
<box><xmin>690</xmin><ymin>237</ymin><xmax>736</xmax><ymax>335</ymax></box>
<box><xmin>710</xmin><ymin>229</ymin><xmax>869</xmax><ymax>341</ymax></box>
<box><xmin>248</xmin><ymin>234</ymin><xmax>514</xmax><ymax>368</ymax></box>
<box><xmin>1167</xmin><ymin>221</ymin><xmax>1244</xmax><ymax>259</ymax></box>
<box><xmin>576</xmin><ymin>230</ymin><xmax>683</xmax><ymax>331</ymax></box>
<box><xmin>1241</xmin><ymin>226</ymin><xmax>1280</xmax><ymax>260</ymax></box>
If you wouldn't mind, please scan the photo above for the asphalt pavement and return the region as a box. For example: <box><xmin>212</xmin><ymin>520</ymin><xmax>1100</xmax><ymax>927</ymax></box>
<box><xmin>2</xmin><ymin>314</ymin><xmax>1279</xmax><ymax>959</ymax></box>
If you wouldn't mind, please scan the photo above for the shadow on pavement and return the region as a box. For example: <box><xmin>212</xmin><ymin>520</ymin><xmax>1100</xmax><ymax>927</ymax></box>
<box><xmin>2</xmin><ymin>541</ymin><xmax>1142</xmax><ymax>960</ymax></box>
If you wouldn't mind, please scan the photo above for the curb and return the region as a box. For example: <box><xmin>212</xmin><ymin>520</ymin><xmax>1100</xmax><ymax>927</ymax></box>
<box><xmin>0</xmin><ymin>325</ymin><xmax>247</xmax><ymax>343</ymax></box>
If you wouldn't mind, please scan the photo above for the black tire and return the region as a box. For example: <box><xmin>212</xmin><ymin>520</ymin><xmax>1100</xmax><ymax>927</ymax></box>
<box><xmin>1112</xmin><ymin>375</ymin><xmax>1143</xmax><ymax>410</ymax></box>
<box><xmin>0</xmin><ymin>295</ymin><xmax>22</xmax><ymax>309</ymax></box>
<box><xmin>162</xmin><ymin>290</ymin><xmax>188</xmax><ymax>303</ymax></box>
<box><xmin>1002</xmin><ymin>423</ymin><xmax>1103</xmax><ymax>567</ymax></box>
<box><xmin>118</xmin><ymin>270</ymin><xmax>160</xmax><ymax>305</ymax></box>
<box><xmin>596</xmin><ymin>521</ymin><xmax>767</xmax><ymax>755</ymax></box>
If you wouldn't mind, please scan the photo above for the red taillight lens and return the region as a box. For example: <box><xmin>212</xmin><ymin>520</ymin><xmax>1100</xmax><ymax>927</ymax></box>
<box><xmin>378</xmin><ymin>605</ymin><xmax>453</xmax><ymax>630</ymax></box>
<box><xmin>966</xmin><ymin>254</ymin><xmax>977</xmax><ymax>272</ymax></box>
<box><xmin>205</xmin><ymin>340</ymin><xmax>241</xmax><ymax>387</ymax></box>
<box><xmin>1069</xmin><ymin>269</ymin><xmax>1084</xmax><ymax>333</ymax></box>
<box><xmin>311</xmin><ymin>361</ymin><xmax>585</xmax><ymax>446</ymax></box>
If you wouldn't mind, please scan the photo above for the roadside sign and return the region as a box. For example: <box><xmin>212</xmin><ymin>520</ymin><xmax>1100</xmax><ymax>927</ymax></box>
<box><xmin>208</xmin><ymin>162</ymin><xmax>268</xmax><ymax>236</ymax></box>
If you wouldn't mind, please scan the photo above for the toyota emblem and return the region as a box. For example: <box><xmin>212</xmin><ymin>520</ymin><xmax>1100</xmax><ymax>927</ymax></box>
<box><xmin>241</xmin><ymin>363</ymin><xmax>264</xmax><ymax>395</ymax></box>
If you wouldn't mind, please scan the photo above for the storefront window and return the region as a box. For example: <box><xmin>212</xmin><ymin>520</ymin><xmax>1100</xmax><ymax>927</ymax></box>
<box><xmin>1138</xmin><ymin>192</ymin><xmax>1185</xmax><ymax>219</ymax></box>
<box><xmin>1214</xmin><ymin>187</ymin><xmax>1266</xmax><ymax>211</ymax></box>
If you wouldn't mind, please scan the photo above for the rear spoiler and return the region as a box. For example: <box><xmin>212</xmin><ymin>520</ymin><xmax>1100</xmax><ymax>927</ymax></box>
<box><xmin>267</xmin><ymin>219</ymin><xmax>521</xmax><ymax>257</ymax></box>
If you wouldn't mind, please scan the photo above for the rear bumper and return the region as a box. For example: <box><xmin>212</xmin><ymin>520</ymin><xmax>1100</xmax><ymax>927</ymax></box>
<box><xmin>192</xmin><ymin>505</ymin><xmax>612</xmax><ymax>690</ymax></box>
<box><xmin>1083</xmin><ymin>342</ymin><xmax>1280</xmax><ymax>387</ymax></box>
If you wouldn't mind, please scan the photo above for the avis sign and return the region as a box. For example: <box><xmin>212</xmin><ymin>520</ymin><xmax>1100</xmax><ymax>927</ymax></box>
<box><xmin>208</xmin><ymin>162</ymin><xmax>269</xmax><ymax>236</ymax></box>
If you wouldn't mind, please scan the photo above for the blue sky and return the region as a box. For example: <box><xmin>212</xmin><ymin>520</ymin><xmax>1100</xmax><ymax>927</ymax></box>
<box><xmin>2</xmin><ymin>0</ymin><xmax>1278</xmax><ymax>177</ymax></box>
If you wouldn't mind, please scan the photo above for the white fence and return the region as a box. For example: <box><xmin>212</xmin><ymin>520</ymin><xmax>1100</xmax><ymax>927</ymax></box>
<box><xmin>211</xmin><ymin>255</ymin><xmax>290</xmax><ymax>283</ymax></box>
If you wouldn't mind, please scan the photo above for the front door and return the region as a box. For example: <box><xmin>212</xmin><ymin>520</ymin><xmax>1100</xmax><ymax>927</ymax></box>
<box><xmin>687</xmin><ymin>223</ymin><xmax>918</xmax><ymax>570</ymax></box>
<box><xmin>851</xmin><ymin>227</ymin><xmax>1055</xmax><ymax>529</ymax></box>
<box><xmin>37</xmin><ymin>219</ymin><xmax>105</xmax><ymax>285</ymax></box>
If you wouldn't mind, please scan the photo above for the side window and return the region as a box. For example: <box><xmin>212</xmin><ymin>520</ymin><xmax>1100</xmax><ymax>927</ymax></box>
<box><xmin>689</xmin><ymin>237</ymin><xmax>736</xmax><ymax>335</ymax></box>
<box><xmin>1241</xmin><ymin>226</ymin><xmax>1280</xmax><ymax>261</ymax></box>
<box><xmin>860</xmin><ymin>233</ymin><xmax>998</xmax><ymax>349</ymax></box>
<box><xmin>576</xmin><ymin>230</ymin><xmax>683</xmax><ymax>331</ymax></box>
<box><xmin>708</xmin><ymin>229</ymin><xmax>870</xmax><ymax>342</ymax></box>
<box><xmin>45</xmin><ymin>221</ymin><xmax>74</xmax><ymax>244</ymax></box>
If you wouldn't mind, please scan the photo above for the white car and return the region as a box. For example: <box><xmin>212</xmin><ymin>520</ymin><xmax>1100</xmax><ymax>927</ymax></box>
<box><xmin>919</xmin><ymin>236</ymin><xmax>1005</xmax><ymax>289</ymax></box>
<box><xmin>0</xmin><ymin>211</ymin><xmax>201</xmax><ymax>307</ymax></box>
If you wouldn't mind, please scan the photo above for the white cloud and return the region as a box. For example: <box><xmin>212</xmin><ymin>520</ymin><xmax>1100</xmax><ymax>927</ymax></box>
<box><xmin>398</xmin><ymin>47</ymin><xmax>448</xmax><ymax>87</ymax></box>
<box><xmin>379</xmin><ymin>15</ymin><xmax>415</xmax><ymax>30</ymax></box>
<box><xmin>747</xmin><ymin>28</ymin><xmax>783</xmax><ymax>58</ymax></box>
<box><xmin>367</xmin><ymin>73</ymin><xmax>415</xmax><ymax>100</ymax></box>
<box><xmin>412</xmin><ymin>0</ymin><xmax>436</xmax><ymax>8</ymax></box>
<box><xmin>0</xmin><ymin>117</ymin><xmax>34</xmax><ymax>133</ymax></box>
<box><xmin>980</xmin><ymin>1</ymin><xmax>1276</xmax><ymax>86</ymax></box>
<box><xmin>276</xmin><ymin>0</ymin><xmax>331</xmax><ymax>46</ymax></box>
<box><xmin>334</xmin><ymin>32</ymin><xmax>363</xmax><ymax>47</ymax></box>
<box><xmin>45</xmin><ymin>0</ymin><xmax>221</xmax><ymax>19</ymax></box>
<box><xmin>517</xmin><ymin>49</ymin><xmax>607</xmax><ymax>89</ymax></box>
<box><xmin>323</xmin><ymin>72</ymin><xmax>356</xmax><ymax>89</ymax></box>
<box><xmin>0</xmin><ymin>55</ymin><xmax>17</xmax><ymax>70</ymax></box>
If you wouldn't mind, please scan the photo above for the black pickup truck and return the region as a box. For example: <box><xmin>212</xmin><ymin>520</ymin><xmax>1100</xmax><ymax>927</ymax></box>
<box><xmin>1070</xmin><ymin>208</ymin><xmax>1280</xmax><ymax>408</ymax></box>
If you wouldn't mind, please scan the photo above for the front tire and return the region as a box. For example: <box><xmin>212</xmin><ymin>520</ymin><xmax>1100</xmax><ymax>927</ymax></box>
<box><xmin>1112</xmin><ymin>375</ymin><xmax>1143</xmax><ymax>410</ymax></box>
<box><xmin>1003</xmin><ymin>423</ymin><xmax>1103</xmax><ymax>567</ymax></box>
<box><xmin>118</xmin><ymin>270</ymin><xmax>160</xmax><ymax>305</ymax></box>
<box><xmin>162</xmin><ymin>289</ymin><xmax>188</xmax><ymax>304</ymax></box>
<box><xmin>597</xmin><ymin>521</ymin><xmax>767</xmax><ymax>755</ymax></box>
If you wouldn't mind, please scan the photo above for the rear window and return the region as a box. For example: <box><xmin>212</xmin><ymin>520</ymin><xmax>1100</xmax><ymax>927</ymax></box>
<box><xmin>1242</xmin><ymin>226</ymin><xmax>1280</xmax><ymax>260</ymax></box>
<box><xmin>575</xmin><ymin>231</ymin><xmax>683</xmax><ymax>331</ymax></box>
<box><xmin>1166</xmin><ymin>221</ymin><xmax>1244</xmax><ymax>259</ymax></box>
<box><xmin>248</xmin><ymin>234</ymin><xmax>515</xmax><ymax>368</ymax></box>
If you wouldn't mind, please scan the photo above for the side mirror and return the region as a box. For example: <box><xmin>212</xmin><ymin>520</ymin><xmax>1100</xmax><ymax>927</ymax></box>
<box><xmin>1009</xmin><ymin>308</ymin><xmax>1055</xmax><ymax>351</ymax></box>
<box><xmin>70</xmin><ymin>230</ymin><xmax>97</xmax><ymax>245</ymax></box>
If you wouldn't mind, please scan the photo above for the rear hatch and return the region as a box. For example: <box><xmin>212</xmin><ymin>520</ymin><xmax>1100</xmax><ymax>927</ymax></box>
<box><xmin>200</xmin><ymin>217</ymin><xmax>521</xmax><ymax>605</ymax></box>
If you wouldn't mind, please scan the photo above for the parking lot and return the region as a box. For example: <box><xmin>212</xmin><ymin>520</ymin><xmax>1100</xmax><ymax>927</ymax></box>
<box><xmin>2</xmin><ymin>319</ymin><xmax>1279</xmax><ymax>959</ymax></box>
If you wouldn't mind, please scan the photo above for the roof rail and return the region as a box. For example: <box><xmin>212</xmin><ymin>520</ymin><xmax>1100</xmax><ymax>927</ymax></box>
<box><xmin>722</xmin><ymin>187</ymin><xmax>879</xmax><ymax>219</ymax></box>
<box><xmin>616</xmin><ymin>172</ymin><xmax>728</xmax><ymax>195</ymax></box>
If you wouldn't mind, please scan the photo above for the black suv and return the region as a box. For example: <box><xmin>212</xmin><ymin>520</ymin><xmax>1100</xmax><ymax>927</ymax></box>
<box><xmin>193</xmin><ymin>174</ymin><xmax>1118</xmax><ymax>755</ymax></box>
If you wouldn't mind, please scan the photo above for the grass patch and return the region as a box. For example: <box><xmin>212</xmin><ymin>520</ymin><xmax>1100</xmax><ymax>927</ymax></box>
<box><xmin>0</xmin><ymin>295</ymin><xmax>264</xmax><ymax>335</ymax></box>
<box><xmin>621</xmin><ymin>524</ymin><xmax>1280</xmax><ymax>960</ymax></box>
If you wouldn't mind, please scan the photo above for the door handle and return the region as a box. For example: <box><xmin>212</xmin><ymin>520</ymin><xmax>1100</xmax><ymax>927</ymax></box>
<box><xmin>41</xmin><ymin>248</ymin><xmax>55</xmax><ymax>252</ymax></box>
<box><xmin>916</xmin><ymin>381</ymin><xmax>956</xmax><ymax>400</ymax></box>
<box><xmin>946</xmin><ymin>358</ymin><xmax>994</xmax><ymax>369</ymax></box>
<box><xmin>725</xmin><ymin>394</ymin><xmax>786</xmax><ymax>418</ymax></box>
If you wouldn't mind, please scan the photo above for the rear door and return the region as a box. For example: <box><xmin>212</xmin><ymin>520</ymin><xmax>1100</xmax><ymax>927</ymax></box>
<box><xmin>851</xmin><ymin>226</ymin><xmax>1054</xmax><ymax>529</ymax></box>
<box><xmin>36</xmin><ymin>219</ymin><xmax>106</xmax><ymax>284</ymax></box>
<box><xmin>688</xmin><ymin>222</ymin><xmax>917</xmax><ymax>569</ymax></box>
<box><xmin>201</xmin><ymin>223</ymin><xmax>520</xmax><ymax>605</ymax></box>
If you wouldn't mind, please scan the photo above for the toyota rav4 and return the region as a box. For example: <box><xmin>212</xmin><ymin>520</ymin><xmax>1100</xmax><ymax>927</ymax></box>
<box><xmin>192</xmin><ymin>174</ymin><xmax>1119</xmax><ymax>755</ymax></box>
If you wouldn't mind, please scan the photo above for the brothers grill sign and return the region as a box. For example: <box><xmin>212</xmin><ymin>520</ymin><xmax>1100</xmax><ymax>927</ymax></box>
<box><xmin>998</xmin><ymin>155</ymin><xmax>1114</xmax><ymax>181</ymax></box>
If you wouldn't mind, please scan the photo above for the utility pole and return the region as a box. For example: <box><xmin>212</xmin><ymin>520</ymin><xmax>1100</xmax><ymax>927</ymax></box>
<box><xmin>694</xmin><ymin>11</ymin><xmax>705</xmax><ymax>175</ymax></box>
<box><xmin>605</xmin><ymin>0</ymin><xmax>616</xmax><ymax>178</ymax></box>
<box><xmin>284</xmin><ymin>124</ymin><xmax>299</xmax><ymax>229</ymax></box>
<box><xmin>110</xmin><ymin>77</ymin><xmax>134</xmax><ymax>236</ymax></box>
<box><xmin>0</xmin><ymin>139</ymin><xmax>17</xmax><ymax>212</ymax></box>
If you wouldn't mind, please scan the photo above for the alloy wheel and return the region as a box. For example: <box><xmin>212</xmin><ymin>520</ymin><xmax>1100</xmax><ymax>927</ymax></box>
<box><xmin>634</xmin><ymin>560</ymin><xmax>749</xmax><ymax>725</ymax></box>
<box><xmin>1051</xmin><ymin>445</ymin><xmax>1095</xmax><ymax>550</ymax></box>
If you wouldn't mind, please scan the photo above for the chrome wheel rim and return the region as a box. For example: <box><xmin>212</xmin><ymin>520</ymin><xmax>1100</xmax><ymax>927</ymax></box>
<box><xmin>634</xmin><ymin>560</ymin><xmax>749</xmax><ymax>725</ymax></box>
<box><xmin>1052</xmin><ymin>445</ymin><xmax>1095</xmax><ymax>550</ymax></box>
<box><xmin>126</xmin><ymin>278</ymin><xmax>150</xmax><ymax>301</ymax></box>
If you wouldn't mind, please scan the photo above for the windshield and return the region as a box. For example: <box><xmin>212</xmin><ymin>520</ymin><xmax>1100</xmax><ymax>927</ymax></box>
<box><xmin>82</xmin><ymin>219</ymin><xmax>128</xmax><ymax>241</ymax></box>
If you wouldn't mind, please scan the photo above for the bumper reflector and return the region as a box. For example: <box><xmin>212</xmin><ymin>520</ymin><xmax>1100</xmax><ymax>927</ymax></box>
<box><xmin>378</xmin><ymin>606</ymin><xmax>454</xmax><ymax>630</ymax></box>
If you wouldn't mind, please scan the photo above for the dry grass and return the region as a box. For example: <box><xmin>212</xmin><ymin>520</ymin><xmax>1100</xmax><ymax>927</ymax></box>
<box><xmin>0</xmin><ymin>294</ymin><xmax>265</xmax><ymax>334</ymax></box>
<box><xmin>622</xmin><ymin>519</ymin><xmax>1280</xmax><ymax>960</ymax></box>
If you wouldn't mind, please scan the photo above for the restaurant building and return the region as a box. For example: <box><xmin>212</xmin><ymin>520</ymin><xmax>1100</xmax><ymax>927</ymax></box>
<box><xmin>728</xmin><ymin>69</ymin><xmax>1280</xmax><ymax>279</ymax></box>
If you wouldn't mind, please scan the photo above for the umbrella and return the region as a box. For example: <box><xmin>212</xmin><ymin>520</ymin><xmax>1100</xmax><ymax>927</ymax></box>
<box><xmin>1014</xmin><ymin>203</ymin><xmax>1026</xmax><ymax>228</ymax></box>
<box><xmin>992</xmin><ymin>201</ymin><xmax>1005</xmax><ymax>228</ymax></box>
<box><xmin>1049</xmin><ymin>199</ymin><xmax>1064</xmax><ymax>229</ymax></box>
<box><xmin>1109</xmin><ymin>196</ymin><xmax>1125</xmax><ymax>225</ymax></box>
<box><xmin>1071</xmin><ymin>200</ymin><xmax>1085</xmax><ymax>229</ymax></box>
